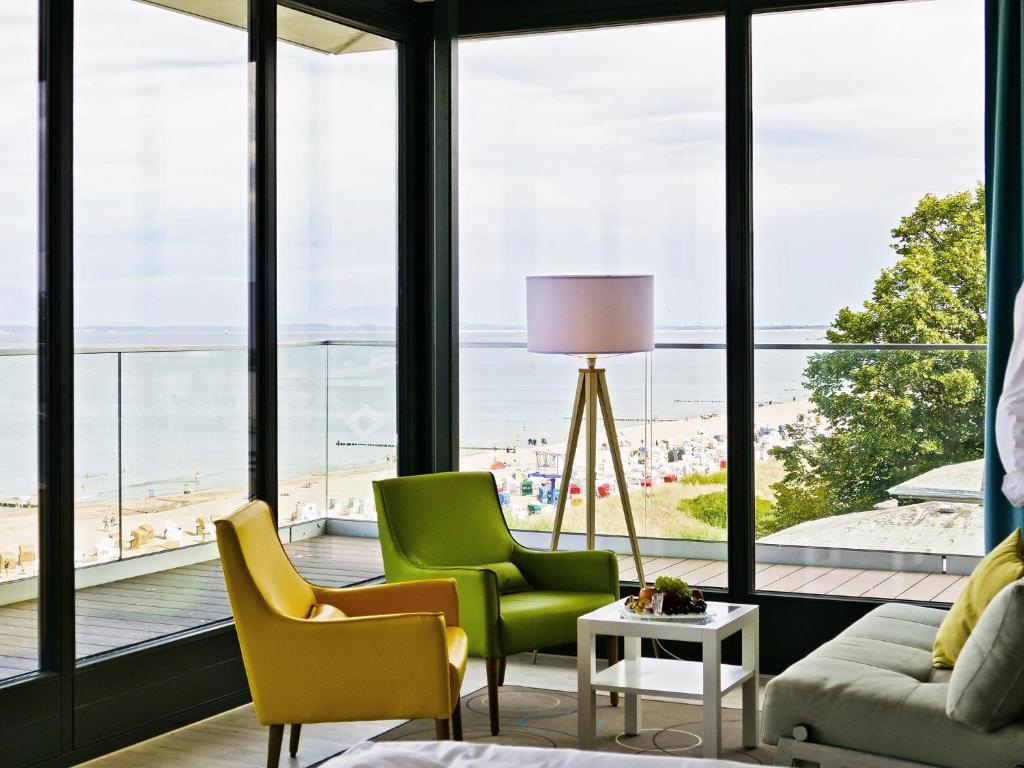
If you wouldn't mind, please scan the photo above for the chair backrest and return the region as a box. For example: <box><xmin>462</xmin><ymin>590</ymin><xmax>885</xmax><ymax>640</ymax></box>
<box><xmin>374</xmin><ymin>471</ymin><xmax>514</xmax><ymax>567</ymax></box>
<box><xmin>215</xmin><ymin>500</ymin><xmax>316</xmax><ymax>621</ymax></box>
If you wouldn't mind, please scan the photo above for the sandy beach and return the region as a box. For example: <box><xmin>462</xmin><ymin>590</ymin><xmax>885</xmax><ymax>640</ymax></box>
<box><xmin>0</xmin><ymin>399</ymin><xmax>813</xmax><ymax>581</ymax></box>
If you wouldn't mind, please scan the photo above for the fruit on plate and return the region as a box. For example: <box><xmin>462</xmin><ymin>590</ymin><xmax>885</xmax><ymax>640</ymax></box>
<box><xmin>623</xmin><ymin>576</ymin><xmax>708</xmax><ymax>616</ymax></box>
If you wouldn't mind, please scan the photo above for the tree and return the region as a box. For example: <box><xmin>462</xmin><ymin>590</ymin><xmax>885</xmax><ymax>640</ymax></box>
<box><xmin>770</xmin><ymin>185</ymin><xmax>986</xmax><ymax>524</ymax></box>
<box><xmin>679</xmin><ymin>491</ymin><xmax>782</xmax><ymax>538</ymax></box>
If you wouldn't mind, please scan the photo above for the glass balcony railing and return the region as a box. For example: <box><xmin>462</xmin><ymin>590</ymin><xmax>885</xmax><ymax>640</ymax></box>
<box><xmin>0</xmin><ymin>340</ymin><xmax>397</xmax><ymax>584</ymax></box>
<box><xmin>461</xmin><ymin>337</ymin><xmax>987</xmax><ymax>587</ymax></box>
<box><xmin>0</xmin><ymin>337</ymin><xmax>986</xmax><ymax>591</ymax></box>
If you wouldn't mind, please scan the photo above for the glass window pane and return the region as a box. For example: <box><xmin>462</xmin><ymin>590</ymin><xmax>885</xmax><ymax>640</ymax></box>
<box><xmin>276</xmin><ymin>10</ymin><xmax>398</xmax><ymax>527</ymax></box>
<box><xmin>73</xmin><ymin>0</ymin><xmax>248</xmax><ymax>657</ymax></box>
<box><xmin>752</xmin><ymin>0</ymin><xmax>984</xmax><ymax>600</ymax></box>
<box><xmin>0</xmin><ymin>3</ymin><xmax>39</xmax><ymax>681</ymax></box>
<box><xmin>459</xmin><ymin>19</ymin><xmax>727</xmax><ymax>586</ymax></box>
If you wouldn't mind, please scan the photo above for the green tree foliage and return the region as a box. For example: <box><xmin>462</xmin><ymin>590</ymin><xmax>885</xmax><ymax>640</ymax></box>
<box><xmin>770</xmin><ymin>185</ymin><xmax>987</xmax><ymax>523</ymax></box>
<box><xmin>679</xmin><ymin>491</ymin><xmax>782</xmax><ymax>537</ymax></box>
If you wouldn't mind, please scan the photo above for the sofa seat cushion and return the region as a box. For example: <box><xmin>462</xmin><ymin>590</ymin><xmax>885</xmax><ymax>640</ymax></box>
<box><xmin>498</xmin><ymin>591</ymin><xmax>615</xmax><ymax>655</ymax></box>
<box><xmin>762</xmin><ymin>603</ymin><xmax>1024</xmax><ymax>768</ymax></box>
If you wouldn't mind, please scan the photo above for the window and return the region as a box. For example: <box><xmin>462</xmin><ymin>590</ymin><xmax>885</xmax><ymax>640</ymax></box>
<box><xmin>276</xmin><ymin>8</ymin><xmax>398</xmax><ymax>526</ymax></box>
<box><xmin>0</xmin><ymin>3</ymin><xmax>39</xmax><ymax>682</ymax></box>
<box><xmin>459</xmin><ymin>19</ymin><xmax>727</xmax><ymax>585</ymax></box>
<box><xmin>751</xmin><ymin>0</ymin><xmax>985</xmax><ymax>600</ymax></box>
<box><xmin>73</xmin><ymin>0</ymin><xmax>248</xmax><ymax>657</ymax></box>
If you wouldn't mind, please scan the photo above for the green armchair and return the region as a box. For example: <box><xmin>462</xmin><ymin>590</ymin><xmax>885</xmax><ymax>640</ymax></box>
<box><xmin>373</xmin><ymin>471</ymin><xmax>620</xmax><ymax>735</ymax></box>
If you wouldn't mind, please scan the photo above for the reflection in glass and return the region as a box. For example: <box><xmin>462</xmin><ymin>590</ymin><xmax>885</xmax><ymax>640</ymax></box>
<box><xmin>752</xmin><ymin>0</ymin><xmax>984</xmax><ymax>600</ymax></box>
<box><xmin>458</xmin><ymin>20</ymin><xmax>727</xmax><ymax>573</ymax></box>
<box><xmin>0</xmin><ymin>3</ymin><xmax>39</xmax><ymax>680</ymax></box>
<box><xmin>73</xmin><ymin>0</ymin><xmax>247</xmax><ymax>656</ymax></box>
<box><xmin>277</xmin><ymin>10</ymin><xmax>398</xmax><ymax>522</ymax></box>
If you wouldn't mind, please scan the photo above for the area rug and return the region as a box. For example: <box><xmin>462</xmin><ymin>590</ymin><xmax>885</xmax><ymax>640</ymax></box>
<box><xmin>374</xmin><ymin>686</ymin><xmax>776</xmax><ymax>763</ymax></box>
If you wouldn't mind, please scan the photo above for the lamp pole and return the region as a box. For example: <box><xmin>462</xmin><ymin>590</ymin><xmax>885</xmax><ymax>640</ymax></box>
<box><xmin>549</xmin><ymin>357</ymin><xmax>646</xmax><ymax>587</ymax></box>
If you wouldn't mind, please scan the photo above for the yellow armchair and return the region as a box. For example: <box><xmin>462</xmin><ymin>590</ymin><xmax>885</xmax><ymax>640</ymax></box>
<box><xmin>216</xmin><ymin>501</ymin><xmax>468</xmax><ymax>768</ymax></box>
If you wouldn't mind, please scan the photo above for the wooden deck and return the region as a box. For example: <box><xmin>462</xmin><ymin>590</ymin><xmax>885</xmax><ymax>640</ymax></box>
<box><xmin>0</xmin><ymin>535</ymin><xmax>966</xmax><ymax>681</ymax></box>
<box><xmin>0</xmin><ymin>535</ymin><xmax>385</xmax><ymax>680</ymax></box>
<box><xmin>618</xmin><ymin>554</ymin><xmax>968</xmax><ymax>603</ymax></box>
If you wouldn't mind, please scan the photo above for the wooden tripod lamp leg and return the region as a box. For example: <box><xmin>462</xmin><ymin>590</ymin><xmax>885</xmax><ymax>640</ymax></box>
<box><xmin>585</xmin><ymin>365</ymin><xmax>598</xmax><ymax>551</ymax></box>
<box><xmin>551</xmin><ymin>369</ymin><xmax>587</xmax><ymax>551</ymax></box>
<box><xmin>596</xmin><ymin>370</ymin><xmax>646</xmax><ymax>587</ymax></box>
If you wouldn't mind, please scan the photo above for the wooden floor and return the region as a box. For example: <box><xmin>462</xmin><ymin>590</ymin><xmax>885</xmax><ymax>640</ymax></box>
<box><xmin>0</xmin><ymin>535</ymin><xmax>385</xmax><ymax>680</ymax></box>
<box><xmin>619</xmin><ymin>554</ymin><xmax>967</xmax><ymax>603</ymax></box>
<box><xmin>0</xmin><ymin>535</ymin><xmax>965</xmax><ymax>681</ymax></box>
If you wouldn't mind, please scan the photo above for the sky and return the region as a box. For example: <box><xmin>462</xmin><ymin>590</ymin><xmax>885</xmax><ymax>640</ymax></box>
<box><xmin>0</xmin><ymin>0</ymin><xmax>984</xmax><ymax>332</ymax></box>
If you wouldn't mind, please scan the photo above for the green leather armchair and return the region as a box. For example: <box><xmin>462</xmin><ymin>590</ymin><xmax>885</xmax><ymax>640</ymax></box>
<box><xmin>373</xmin><ymin>471</ymin><xmax>620</xmax><ymax>736</ymax></box>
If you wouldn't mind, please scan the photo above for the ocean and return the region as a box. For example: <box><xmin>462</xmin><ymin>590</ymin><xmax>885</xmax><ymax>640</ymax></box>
<box><xmin>0</xmin><ymin>326</ymin><xmax>823</xmax><ymax>503</ymax></box>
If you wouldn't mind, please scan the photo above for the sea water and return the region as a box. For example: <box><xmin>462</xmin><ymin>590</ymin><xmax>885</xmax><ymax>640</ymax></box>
<box><xmin>0</xmin><ymin>326</ymin><xmax>822</xmax><ymax>503</ymax></box>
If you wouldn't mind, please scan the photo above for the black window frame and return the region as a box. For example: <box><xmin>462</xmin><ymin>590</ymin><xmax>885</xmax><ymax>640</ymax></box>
<box><xmin>0</xmin><ymin>0</ymin><xmax>982</xmax><ymax>764</ymax></box>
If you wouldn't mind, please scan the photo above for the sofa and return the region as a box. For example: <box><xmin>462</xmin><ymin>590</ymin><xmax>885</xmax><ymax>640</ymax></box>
<box><xmin>762</xmin><ymin>602</ymin><xmax>1024</xmax><ymax>768</ymax></box>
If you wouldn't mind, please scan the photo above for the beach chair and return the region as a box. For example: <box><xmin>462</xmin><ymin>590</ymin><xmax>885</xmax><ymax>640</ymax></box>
<box><xmin>18</xmin><ymin>544</ymin><xmax>36</xmax><ymax>566</ymax></box>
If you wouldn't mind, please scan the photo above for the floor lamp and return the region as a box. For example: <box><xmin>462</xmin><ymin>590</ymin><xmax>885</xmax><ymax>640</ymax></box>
<box><xmin>526</xmin><ymin>275</ymin><xmax>653</xmax><ymax>587</ymax></box>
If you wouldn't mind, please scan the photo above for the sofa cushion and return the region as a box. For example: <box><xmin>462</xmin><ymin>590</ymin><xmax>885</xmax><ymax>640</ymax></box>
<box><xmin>947</xmin><ymin>579</ymin><xmax>1024</xmax><ymax>732</ymax></box>
<box><xmin>933</xmin><ymin>528</ymin><xmax>1024</xmax><ymax>668</ymax></box>
<box><xmin>762</xmin><ymin>603</ymin><xmax>1024</xmax><ymax>768</ymax></box>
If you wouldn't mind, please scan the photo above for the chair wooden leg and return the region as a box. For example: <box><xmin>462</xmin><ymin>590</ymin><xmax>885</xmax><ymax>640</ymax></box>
<box><xmin>498</xmin><ymin>655</ymin><xmax>507</xmax><ymax>686</ymax></box>
<box><xmin>452</xmin><ymin>698</ymin><xmax>463</xmax><ymax>741</ymax></box>
<box><xmin>486</xmin><ymin>657</ymin><xmax>501</xmax><ymax>735</ymax></box>
<box><xmin>289</xmin><ymin>724</ymin><xmax>301</xmax><ymax>757</ymax></box>
<box><xmin>267</xmin><ymin>724</ymin><xmax>284</xmax><ymax>768</ymax></box>
<box><xmin>435</xmin><ymin>718</ymin><xmax>450</xmax><ymax>740</ymax></box>
<box><xmin>607</xmin><ymin>636</ymin><xmax>619</xmax><ymax>707</ymax></box>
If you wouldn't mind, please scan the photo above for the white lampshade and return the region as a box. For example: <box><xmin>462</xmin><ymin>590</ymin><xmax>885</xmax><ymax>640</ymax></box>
<box><xmin>526</xmin><ymin>275</ymin><xmax>654</xmax><ymax>355</ymax></box>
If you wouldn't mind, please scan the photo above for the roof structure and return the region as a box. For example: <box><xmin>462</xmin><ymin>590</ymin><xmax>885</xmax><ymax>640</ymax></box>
<box><xmin>136</xmin><ymin>1</ymin><xmax>396</xmax><ymax>54</ymax></box>
<box><xmin>887</xmin><ymin>458</ymin><xmax>984</xmax><ymax>504</ymax></box>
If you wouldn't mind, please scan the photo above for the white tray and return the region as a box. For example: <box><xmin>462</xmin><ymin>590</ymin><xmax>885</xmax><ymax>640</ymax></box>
<box><xmin>618</xmin><ymin>602</ymin><xmax>712</xmax><ymax>624</ymax></box>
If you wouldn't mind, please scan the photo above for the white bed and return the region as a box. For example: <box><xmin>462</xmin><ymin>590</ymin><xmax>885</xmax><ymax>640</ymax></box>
<box><xmin>323</xmin><ymin>741</ymin><xmax>753</xmax><ymax>767</ymax></box>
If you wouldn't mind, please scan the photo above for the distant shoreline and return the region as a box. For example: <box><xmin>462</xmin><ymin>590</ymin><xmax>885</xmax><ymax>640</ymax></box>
<box><xmin>0</xmin><ymin>399</ymin><xmax>813</xmax><ymax>582</ymax></box>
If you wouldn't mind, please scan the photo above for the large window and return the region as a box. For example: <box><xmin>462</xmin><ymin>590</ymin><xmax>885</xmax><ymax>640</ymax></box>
<box><xmin>751</xmin><ymin>0</ymin><xmax>984</xmax><ymax>600</ymax></box>
<box><xmin>0</xmin><ymin>3</ymin><xmax>39</xmax><ymax>682</ymax></box>
<box><xmin>459</xmin><ymin>20</ymin><xmax>727</xmax><ymax>585</ymax></box>
<box><xmin>73</xmin><ymin>0</ymin><xmax>248</xmax><ymax>657</ymax></box>
<box><xmin>277</xmin><ymin>8</ymin><xmax>398</xmax><ymax>525</ymax></box>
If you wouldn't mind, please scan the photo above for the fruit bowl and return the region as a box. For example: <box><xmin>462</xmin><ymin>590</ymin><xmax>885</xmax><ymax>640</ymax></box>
<box><xmin>621</xmin><ymin>576</ymin><xmax>708</xmax><ymax>621</ymax></box>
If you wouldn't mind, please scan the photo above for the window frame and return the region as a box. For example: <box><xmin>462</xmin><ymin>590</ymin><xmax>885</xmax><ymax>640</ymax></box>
<box><xmin>0</xmin><ymin>0</ymin><xmax>984</xmax><ymax>765</ymax></box>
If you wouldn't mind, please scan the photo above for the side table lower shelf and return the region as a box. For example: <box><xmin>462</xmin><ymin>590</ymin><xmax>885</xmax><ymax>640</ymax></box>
<box><xmin>591</xmin><ymin>658</ymin><xmax>754</xmax><ymax>699</ymax></box>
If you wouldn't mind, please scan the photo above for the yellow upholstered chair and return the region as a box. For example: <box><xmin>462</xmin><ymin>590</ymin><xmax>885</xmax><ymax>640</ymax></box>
<box><xmin>216</xmin><ymin>501</ymin><xmax>468</xmax><ymax>768</ymax></box>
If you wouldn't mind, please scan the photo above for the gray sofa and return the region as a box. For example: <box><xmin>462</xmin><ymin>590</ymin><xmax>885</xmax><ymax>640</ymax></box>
<box><xmin>762</xmin><ymin>602</ymin><xmax>1024</xmax><ymax>768</ymax></box>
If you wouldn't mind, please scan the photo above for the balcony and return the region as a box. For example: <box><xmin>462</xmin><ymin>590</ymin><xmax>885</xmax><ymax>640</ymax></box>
<box><xmin>0</xmin><ymin>337</ymin><xmax>985</xmax><ymax>675</ymax></box>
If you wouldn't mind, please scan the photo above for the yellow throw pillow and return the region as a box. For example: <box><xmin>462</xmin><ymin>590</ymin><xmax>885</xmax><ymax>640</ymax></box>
<box><xmin>933</xmin><ymin>528</ymin><xmax>1024</xmax><ymax>668</ymax></box>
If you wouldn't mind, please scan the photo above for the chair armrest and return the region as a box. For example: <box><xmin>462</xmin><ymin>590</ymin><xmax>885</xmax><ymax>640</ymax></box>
<box><xmin>241</xmin><ymin>611</ymin><xmax>454</xmax><ymax>725</ymax></box>
<box><xmin>389</xmin><ymin>564</ymin><xmax>501</xmax><ymax>658</ymax></box>
<box><xmin>313</xmin><ymin>578</ymin><xmax>460</xmax><ymax>627</ymax></box>
<box><xmin>512</xmin><ymin>546</ymin><xmax>620</xmax><ymax>598</ymax></box>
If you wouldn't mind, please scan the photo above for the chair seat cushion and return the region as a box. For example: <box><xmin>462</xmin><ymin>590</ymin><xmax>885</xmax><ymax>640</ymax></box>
<box><xmin>498</xmin><ymin>591</ymin><xmax>615</xmax><ymax>655</ymax></box>
<box><xmin>762</xmin><ymin>603</ymin><xmax>1024</xmax><ymax>768</ymax></box>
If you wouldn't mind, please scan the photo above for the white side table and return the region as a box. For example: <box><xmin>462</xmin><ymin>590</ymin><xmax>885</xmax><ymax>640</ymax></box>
<box><xmin>577</xmin><ymin>600</ymin><xmax>759</xmax><ymax>759</ymax></box>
